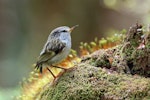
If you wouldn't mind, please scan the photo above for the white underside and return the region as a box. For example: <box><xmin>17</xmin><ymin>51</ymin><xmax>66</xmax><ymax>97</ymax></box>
<box><xmin>47</xmin><ymin>43</ymin><xmax>71</xmax><ymax>65</ymax></box>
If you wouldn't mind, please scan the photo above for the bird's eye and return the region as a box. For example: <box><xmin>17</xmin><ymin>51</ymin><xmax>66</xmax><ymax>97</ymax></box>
<box><xmin>61</xmin><ymin>30</ymin><xmax>67</xmax><ymax>32</ymax></box>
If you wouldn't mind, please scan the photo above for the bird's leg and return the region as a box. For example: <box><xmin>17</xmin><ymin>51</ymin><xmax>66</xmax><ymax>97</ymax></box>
<box><xmin>51</xmin><ymin>65</ymin><xmax>75</xmax><ymax>77</ymax></box>
<box><xmin>46</xmin><ymin>66</ymin><xmax>64</xmax><ymax>86</ymax></box>
<box><xmin>52</xmin><ymin>65</ymin><xmax>68</xmax><ymax>70</ymax></box>
<box><xmin>50</xmin><ymin>65</ymin><xmax>68</xmax><ymax>78</ymax></box>
<box><xmin>52</xmin><ymin>65</ymin><xmax>76</xmax><ymax>73</ymax></box>
<box><xmin>46</xmin><ymin>67</ymin><xmax>56</xmax><ymax>79</ymax></box>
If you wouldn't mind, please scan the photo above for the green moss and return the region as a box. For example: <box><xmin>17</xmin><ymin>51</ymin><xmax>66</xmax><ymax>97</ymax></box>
<box><xmin>38</xmin><ymin>64</ymin><xmax>150</xmax><ymax>100</ymax></box>
<box><xmin>90</xmin><ymin>56</ymin><xmax>110</xmax><ymax>68</ymax></box>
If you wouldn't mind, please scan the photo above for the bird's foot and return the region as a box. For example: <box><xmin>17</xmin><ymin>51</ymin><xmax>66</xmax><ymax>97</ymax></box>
<box><xmin>49</xmin><ymin>67</ymin><xmax>76</xmax><ymax>86</ymax></box>
<box><xmin>48</xmin><ymin>70</ymin><xmax>64</xmax><ymax>86</ymax></box>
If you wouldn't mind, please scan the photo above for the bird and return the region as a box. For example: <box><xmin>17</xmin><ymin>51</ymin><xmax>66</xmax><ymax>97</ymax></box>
<box><xmin>35</xmin><ymin>25</ymin><xmax>78</xmax><ymax>79</ymax></box>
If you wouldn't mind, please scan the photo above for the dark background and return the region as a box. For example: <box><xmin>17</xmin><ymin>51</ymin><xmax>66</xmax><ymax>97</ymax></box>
<box><xmin>0</xmin><ymin>0</ymin><xmax>150</xmax><ymax>99</ymax></box>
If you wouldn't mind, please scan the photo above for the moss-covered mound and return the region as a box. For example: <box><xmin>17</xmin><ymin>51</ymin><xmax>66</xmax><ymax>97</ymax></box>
<box><xmin>38</xmin><ymin>64</ymin><xmax>150</xmax><ymax>100</ymax></box>
<box><xmin>83</xmin><ymin>23</ymin><xmax>150</xmax><ymax>77</ymax></box>
<box><xmin>19</xmin><ymin>23</ymin><xmax>150</xmax><ymax>100</ymax></box>
<box><xmin>37</xmin><ymin>23</ymin><xmax>150</xmax><ymax>100</ymax></box>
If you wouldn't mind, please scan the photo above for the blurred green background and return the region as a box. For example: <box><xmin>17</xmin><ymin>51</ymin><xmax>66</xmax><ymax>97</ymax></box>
<box><xmin>0</xmin><ymin>0</ymin><xmax>150</xmax><ymax>99</ymax></box>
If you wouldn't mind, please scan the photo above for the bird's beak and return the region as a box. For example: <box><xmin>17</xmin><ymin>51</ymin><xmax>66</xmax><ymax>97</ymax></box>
<box><xmin>69</xmin><ymin>25</ymin><xmax>79</xmax><ymax>33</ymax></box>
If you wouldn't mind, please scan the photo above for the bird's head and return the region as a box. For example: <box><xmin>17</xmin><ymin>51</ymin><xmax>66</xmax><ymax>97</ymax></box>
<box><xmin>50</xmin><ymin>25</ymin><xmax>78</xmax><ymax>37</ymax></box>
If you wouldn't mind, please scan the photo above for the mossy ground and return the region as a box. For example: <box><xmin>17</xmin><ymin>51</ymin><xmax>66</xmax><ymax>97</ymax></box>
<box><xmin>38</xmin><ymin>64</ymin><xmax>150</xmax><ymax>100</ymax></box>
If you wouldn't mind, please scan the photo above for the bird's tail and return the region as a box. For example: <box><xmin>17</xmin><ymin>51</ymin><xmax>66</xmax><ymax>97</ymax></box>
<box><xmin>35</xmin><ymin>62</ymin><xmax>43</xmax><ymax>73</ymax></box>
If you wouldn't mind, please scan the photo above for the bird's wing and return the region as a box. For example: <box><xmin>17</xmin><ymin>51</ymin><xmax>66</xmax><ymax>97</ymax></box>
<box><xmin>37</xmin><ymin>39</ymin><xmax>66</xmax><ymax>64</ymax></box>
